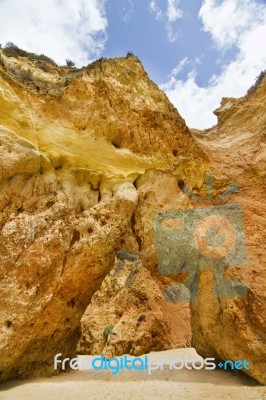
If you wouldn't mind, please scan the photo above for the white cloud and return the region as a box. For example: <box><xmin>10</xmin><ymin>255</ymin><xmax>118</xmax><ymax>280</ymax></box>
<box><xmin>170</xmin><ymin>57</ymin><xmax>189</xmax><ymax>77</ymax></box>
<box><xmin>149</xmin><ymin>0</ymin><xmax>183</xmax><ymax>42</ymax></box>
<box><xmin>166</xmin><ymin>0</ymin><xmax>183</xmax><ymax>22</ymax></box>
<box><xmin>149</xmin><ymin>0</ymin><xmax>164</xmax><ymax>20</ymax></box>
<box><xmin>199</xmin><ymin>0</ymin><xmax>265</xmax><ymax>49</ymax></box>
<box><xmin>0</xmin><ymin>0</ymin><xmax>107</xmax><ymax>66</ymax></box>
<box><xmin>122</xmin><ymin>0</ymin><xmax>134</xmax><ymax>23</ymax></box>
<box><xmin>161</xmin><ymin>0</ymin><xmax>266</xmax><ymax>129</ymax></box>
<box><xmin>165</xmin><ymin>22</ymin><xmax>180</xmax><ymax>43</ymax></box>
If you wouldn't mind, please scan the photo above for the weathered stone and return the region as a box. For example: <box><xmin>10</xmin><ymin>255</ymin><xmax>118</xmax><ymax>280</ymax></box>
<box><xmin>0</xmin><ymin>50</ymin><xmax>203</xmax><ymax>382</ymax></box>
<box><xmin>190</xmin><ymin>75</ymin><xmax>266</xmax><ymax>385</ymax></box>
<box><xmin>0</xmin><ymin>47</ymin><xmax>265</xmax><ymax>385</ymax></box>
<box><xmin>78</xmin><ymin>256</ymin><xmax>191</xmax><ymax>357</ymax></box>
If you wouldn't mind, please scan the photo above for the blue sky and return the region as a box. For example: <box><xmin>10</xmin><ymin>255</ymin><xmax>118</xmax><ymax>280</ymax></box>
<box><xmin>103</xmin><ymin>0</ymin><xmax>236</xmax><ymax>86</ymax></box>
<box><xmin>0</xmin><ymin>0</ymin><xmax>265</xmax><ymax>128</ymax></box>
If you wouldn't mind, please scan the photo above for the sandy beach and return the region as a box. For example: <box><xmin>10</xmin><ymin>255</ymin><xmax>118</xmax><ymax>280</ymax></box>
<box><xmin>0</xmin><ymin>349</ymin><xmax>265</xmax><ymax>400</ymax></box>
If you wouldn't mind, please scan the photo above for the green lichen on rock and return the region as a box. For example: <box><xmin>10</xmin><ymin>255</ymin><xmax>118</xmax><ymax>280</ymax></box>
<box><xmin>103</xmin><ymin>324</ymin><xmax>115</xmax><ymax>343</ymax></box>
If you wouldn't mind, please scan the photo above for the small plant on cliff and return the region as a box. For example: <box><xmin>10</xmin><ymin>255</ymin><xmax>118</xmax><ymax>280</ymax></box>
<box><xmin>103</xmin><ymin>324</ymin><xmax>115</xmax><ymax>343</ymax></box>
<box><xmin>3</xmin><ymin>42</ymin><xmax>57</xmax><ymax>66</ymax></box>
<box><xmin>19</xmin><ymin>69</ymin><xmax>33</xmax><ymax>83</ymax></box>
<box><xmin>247</xmin><ymin>70</ymin><xmax>266</xmax><ymax>95</ymax></box>
<box><xmin>126</xmin><ymin>51</ymin><xmax>136</xmax><ymax>57</ymax></box>
<box><xmin>66</xmin><ymin>59</ymin><xmax>75</xmax><ymax>68</ymax></box>
<box><xmin>37</xmin><ymin>61</ymin><xmax>51</xmax><ymax>73</ymax></box>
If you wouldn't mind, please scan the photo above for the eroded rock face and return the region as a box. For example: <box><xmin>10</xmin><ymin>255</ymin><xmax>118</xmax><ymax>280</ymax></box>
<box><xmin>1</xmin><ymin>47</ymin><xmax>265</xmax><ymax>385</ymax></box>
<box><xmin>0</xmin><ymin>51</ymin><xmax>205</xmax><ymax>382</ymax></box>
<box><xmin>190</xmin><ymin>76</ymin><xmax>266</xmax><ymax>385</ymax></box>
<box><xmin>78</xmin><ymin>254</ymin><xmax>191</xmax><ymax>357</ymax></box>
<box><xmin>0</xmin><ymin>178</ymin><xmax>139</xmax><ymax>381</ymax></box>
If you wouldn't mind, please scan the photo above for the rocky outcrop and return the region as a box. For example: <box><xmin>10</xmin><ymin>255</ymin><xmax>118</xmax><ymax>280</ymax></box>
<box><xmin>0</xmin><ymin>177</ymin><xmax>139</xmax><ymax>381</ymax></box>
<box><xmin>78</xmin><ymin>253</ymin><xmax>191</xmax><ymax>357</ymax></box>
<box><xmin>76</xmin><ymin>74</ymin><xmax>266</xmax><ymax>384</ymax></box>
<box><xmin>190</xmin><ymin>75</ymin><xmax>266</xmax><ymax>385</ymax></box>
<box><xmin>0</xmin><ymin>47</ymin><xmax>265</xmax><ymax>385</ymax></box>
<box><xmin>0</xmin><ymin>50</ymin><xmax>205</xmax><ymax>382</ymax></box>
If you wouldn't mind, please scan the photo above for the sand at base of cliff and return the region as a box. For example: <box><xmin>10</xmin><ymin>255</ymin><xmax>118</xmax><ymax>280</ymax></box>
<box><xmin>0</xmin><ymin>349</ymin><xmax>265</xmax><ymax>400</ymax></box>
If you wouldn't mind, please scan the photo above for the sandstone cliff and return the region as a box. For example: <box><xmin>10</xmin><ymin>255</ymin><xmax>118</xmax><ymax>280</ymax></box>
<box><xmin>0</xmin><ymin>49</ymin><xmax>206</xmax><ymax>382</ymax></box>
<box><xmin>190</xmin><ymin>76</ymin><xmax>266</xmax><ymax>385</ymax></box>
<box><xmin>0</xmin><ymin>48</ymin><xmax>265</xmax><ymax>385</ymax></box>
<box><xmin>78</xmin><ymin>252</ymin><xmax>191</xmax><ymax>357</ymax></box>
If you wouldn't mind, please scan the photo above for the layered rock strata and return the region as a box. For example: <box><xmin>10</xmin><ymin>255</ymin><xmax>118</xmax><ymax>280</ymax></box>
<box><xmin>0</xmin><ymin>50</ymin><xmax>205</xmax><ymax>382</ymax></box>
